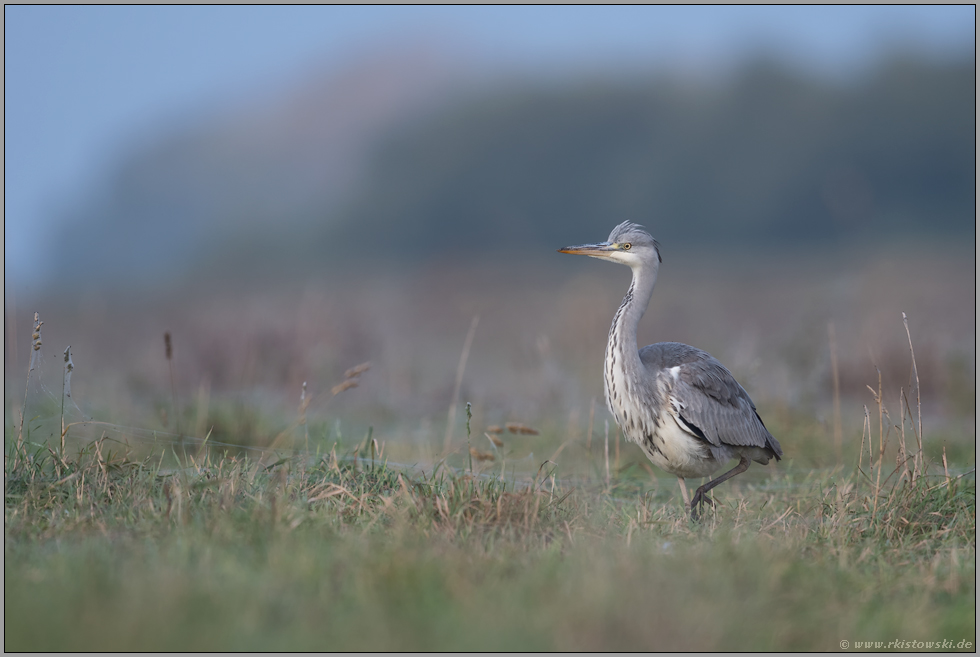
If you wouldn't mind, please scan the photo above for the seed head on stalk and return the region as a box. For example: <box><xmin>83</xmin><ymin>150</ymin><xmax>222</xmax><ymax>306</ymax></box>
<box><xmin>18</xmin><ymin>312</ymin><xmax>43</xmax><ymax>446</ymax></box>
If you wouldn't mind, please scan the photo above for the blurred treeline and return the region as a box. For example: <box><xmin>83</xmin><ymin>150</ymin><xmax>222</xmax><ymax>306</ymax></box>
<box><xmin>54</xmin><ymin>51</ymin><xmax>974</xmax><ymax>288</ymax></box>
<box><xmin>335</xmin><ymin>55</ymin><xmax>974</xmax><ymax>255</ymax></box>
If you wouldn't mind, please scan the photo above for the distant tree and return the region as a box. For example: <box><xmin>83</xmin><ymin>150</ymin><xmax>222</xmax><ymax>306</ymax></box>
<box><xmin>332</xmin><ymin>53</ymin><xmax>974</xmax><ymax>257</ymax></box>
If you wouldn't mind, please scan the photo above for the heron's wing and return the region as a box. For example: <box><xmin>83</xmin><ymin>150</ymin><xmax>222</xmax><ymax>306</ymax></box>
<box><xmin>640</xmin><ymin>343</ymin><xmax>782</xmax><ymax>458</ymax></box>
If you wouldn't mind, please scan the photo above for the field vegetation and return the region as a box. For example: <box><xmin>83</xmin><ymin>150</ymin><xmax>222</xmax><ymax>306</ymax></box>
<box><xmin>4</xmin><ymin>246</ymin><xmax>975</xmax><ymax>651</ymax></box>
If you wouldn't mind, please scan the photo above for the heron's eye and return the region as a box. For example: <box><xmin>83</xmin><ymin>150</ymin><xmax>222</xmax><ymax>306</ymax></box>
<box><xmin>622</xmin><ymin>243</ymin><xmax>631</xmax><ymax>250</ymax></box>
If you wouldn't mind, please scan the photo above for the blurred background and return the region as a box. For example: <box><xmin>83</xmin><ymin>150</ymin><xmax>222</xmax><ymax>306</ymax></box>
<box><xmin>4</xmin><ymin>6</ymin><xmax>975</xmax><ymax>471</ymax></box>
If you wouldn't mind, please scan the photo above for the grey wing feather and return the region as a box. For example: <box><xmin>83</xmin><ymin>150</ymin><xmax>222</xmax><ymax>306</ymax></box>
<box><xmin>640</xmin><ymin>342</ymin><xmax>783</xmax><ymax>460</ymax></box>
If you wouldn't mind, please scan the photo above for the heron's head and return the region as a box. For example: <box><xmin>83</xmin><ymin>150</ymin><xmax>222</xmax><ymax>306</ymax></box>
<box><xmin>558</xmin><ymin>221</ymin><xmax>662</xmax><ymax>269</ymax></box>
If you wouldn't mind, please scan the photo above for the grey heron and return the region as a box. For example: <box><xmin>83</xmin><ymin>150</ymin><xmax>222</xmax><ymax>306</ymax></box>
<box><xmin>559</xmin><ymin>221</ymin><xmax>782</xmax><ymax>520</ymax></box>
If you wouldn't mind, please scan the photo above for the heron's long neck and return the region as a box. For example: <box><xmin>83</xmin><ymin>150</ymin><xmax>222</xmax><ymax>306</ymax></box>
<box><xmin>605</xmin><ymin>265</ymin><xmax>657</xmax><ymax>412</ymax></box>
<box><xmin>608</xmin><ymin>266</ymin><xmax>656</xmax><ymax>364</ymax></box>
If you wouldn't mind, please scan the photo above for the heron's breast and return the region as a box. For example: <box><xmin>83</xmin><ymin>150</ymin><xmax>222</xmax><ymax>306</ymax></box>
<box><xmin>604</xmin><ymin>374</ymin><xmax>724</xmax><ymax>479</ymax></box>
<box><xmin>653</xmin><ymin>414</ymin><xmax>725</xmax><ymax>478</ymax></box>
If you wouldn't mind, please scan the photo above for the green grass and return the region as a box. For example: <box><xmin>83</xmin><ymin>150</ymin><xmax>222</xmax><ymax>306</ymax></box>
<box><xmin>4</xmin><ymin>251</ymin><xmax>975</xmax><ymax>650</ymax></box>
<box><xmin>4</xmin><ymin>427</ymin><xmax>974</xmax><ymax>651</ymax></box>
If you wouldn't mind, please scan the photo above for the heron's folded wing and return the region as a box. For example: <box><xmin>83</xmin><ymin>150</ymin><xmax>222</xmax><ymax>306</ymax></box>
<box><xmin>672</xmin><ymin>356</ymin><xmax>779</xmax><ymax>455</ymax></box>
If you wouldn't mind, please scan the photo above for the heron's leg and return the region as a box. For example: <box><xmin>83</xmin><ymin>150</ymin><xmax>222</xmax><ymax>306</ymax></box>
<box><xmin>676</xmin><ymin>477</ymin><xmax>690</xmax><ymax>510</ymax></box>
<box><xmin>690</xmin><ymin>456</ymin><xmax>750</xmax><ymax>521</ymax></box>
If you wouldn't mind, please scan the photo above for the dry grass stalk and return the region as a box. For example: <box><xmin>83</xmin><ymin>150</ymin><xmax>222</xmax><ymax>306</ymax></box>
<box><xmin>859</xmin><ymin>404</ymin><xmax>870</xmax><ymax>475</ymax></box>
<box><xmin>898</xmin><ymin>387</ymin><xmax>909</xmax><ymax>484</ymax></box>
<box><xmin>444</xmin><ymin>316</ymin><xmax>479</xmax><ymax>453</ymax></box>
<box><xmin>195</xmin><ymin>379</ymin><xmax>211</xmax><ymax>445</ymax></box>
<box><xmin>872</xmin><ymin>368</ymin><xmax>885</xmax><ymax>518</ymax></box>
<box><xmin>332</xmin><ymin>362</ymin><xmax>370</xmax><ymax>396</ymax></box>
<box><xmin>299</xmin><ymin>381</ymin><xmax>310</xmax><ymax>451</ymax></box>
<box><xmin>331</xmin><ymin>379</ymin><xmax>359</xmax><ymax>395</ymax></box>
<box><xmin>828</xmin><ymin>322</ymin><xmax>843</xmax><ymax>464</ymax></box>
<box><xmin>164</xmin><ymin>331</ymin><xmax>182</xmax><ymax>441</ymax></box>
<box><xmin>485</xmin><ymin>425</ymin><xmax>503</xmax><ymax>434</ymax></box>
<box><xmin>505</xmin><ymin>422</ymin><xmax>539</xmax><ymax>435</ymax></box>
<box><xmin>367</xmin><ymin>429</ymin><xmax>379</xmax><ymax>470</ymax></box>
<box><xmin>485</xmin><ymin>432</ymin><xmax>506</xmax><ymax>480</ymax></box>
<box><xmin>307</xmin><ymin>482</ymin><xmax>358</xmax><ymax>505</ymax></box>
<box><xmin>465</xmin><ymin>402</ymin><xmax>473</xmax><ymax>474</ymax></box>
<box><xmin>469</xmin><ymin>447</ymin><xmax>495</xmax><ymax>462</ymax></box>
<box><xmin>344</xmin><ymin>362</ymin><xmax>371</xmax><ymax>379</ymax></box>
<box><xmin>604</xmin><ymin>419</ymin><xmax>610</xmax><ymax>487</ymax></box>
<box><xmin>615</xmin><ymin>425</ymin><xmax>621</xmax><ymax>473</ymax></box>
<box><xmin>585</xmin><ymin>398</ymin><xmax>595</xmax><ymax>453</ymax></box>
<box><xmin>902</xmin><ymin>313</ymin><xmax>923</xmax><ymax>482</ymax></box>
<box><xmin>842</xmin><ymin>313</ymin><xmax>958</xmax><ymax>538</ymax></box>
<box><xmin>60</xmin><ymin>346</ymin><xmax>74</xmax><ymax>456</ymax></box>
<box><xmin>18</xmin><ymin>312</ymin><xmax>43</xmax><ymax>446</ymax></box>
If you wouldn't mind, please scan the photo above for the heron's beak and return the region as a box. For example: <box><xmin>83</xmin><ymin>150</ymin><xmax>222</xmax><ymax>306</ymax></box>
<box><xmin>557</xmin><ymin>242</ymin><xmax>618</xmax><ymax>258</ymax></box>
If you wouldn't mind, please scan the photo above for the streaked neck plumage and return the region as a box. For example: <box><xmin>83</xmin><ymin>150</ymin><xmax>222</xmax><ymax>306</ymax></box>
<box><xmin>604</xmin><ymin>262</ymin><xmax>660</xmax><ymax>424</ymax></box>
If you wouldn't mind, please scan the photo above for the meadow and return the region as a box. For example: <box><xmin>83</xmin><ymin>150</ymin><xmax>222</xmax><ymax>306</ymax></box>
<box><xmin>4</xmin><ymin>243</ymin><xmax>975</xmax><ymax>651</ymax></box>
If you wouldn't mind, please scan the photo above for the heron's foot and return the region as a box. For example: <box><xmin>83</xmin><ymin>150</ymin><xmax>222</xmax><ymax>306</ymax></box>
<box><xmin>689</xmin><ymin>487</ymin><xmax>715</xmax><ymax>521</ymax></box>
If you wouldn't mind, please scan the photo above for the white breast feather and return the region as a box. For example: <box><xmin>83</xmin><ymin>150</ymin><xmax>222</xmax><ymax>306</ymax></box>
<box><xmin>605</xmin><ymin>341</ymin><xmax>730</xmax><ymax>479</ymax></box>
